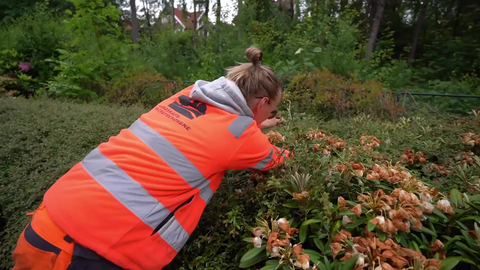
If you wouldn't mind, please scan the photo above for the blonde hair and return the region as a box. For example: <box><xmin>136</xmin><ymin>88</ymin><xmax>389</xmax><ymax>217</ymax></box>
<box><xmin>226</xmin><ymin>46</ymin><xmax>282</xmax><ymax>105</ymax></box>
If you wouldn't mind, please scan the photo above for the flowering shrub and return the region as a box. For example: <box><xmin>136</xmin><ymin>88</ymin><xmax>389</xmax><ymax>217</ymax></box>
<box><xmin>284</xmin><ymin>70</ymin><xmax>405</xmax><ymax>120</ymax></box>
<box><xmin>239</xmin><ymin>125</ymin><xmax>480</xmax><ymax>270</ymax></box>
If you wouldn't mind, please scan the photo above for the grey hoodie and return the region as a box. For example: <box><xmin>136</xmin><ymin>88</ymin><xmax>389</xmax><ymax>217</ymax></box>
<box><xmin>189</xmin><ymin>76</ymin><xmax>254</xmax><ymax>117</ymax></box>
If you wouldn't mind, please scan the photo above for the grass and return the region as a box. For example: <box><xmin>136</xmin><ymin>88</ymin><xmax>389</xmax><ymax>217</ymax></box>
<box><xmin>1</xmin><ymin>96</ymin><xmax>479</xmax><ymax>269</ymax></box>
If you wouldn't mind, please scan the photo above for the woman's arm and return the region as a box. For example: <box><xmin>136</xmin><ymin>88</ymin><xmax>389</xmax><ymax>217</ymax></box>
<box><xmin>260</xmin><ymin>117</ymin><xmax>285</xmax><ymax>130</ymax></box>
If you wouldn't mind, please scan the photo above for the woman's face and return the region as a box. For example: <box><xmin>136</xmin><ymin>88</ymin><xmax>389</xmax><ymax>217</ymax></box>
<box><xmin>251</xmin><ymin>88</ymin><xmax>282</xmax><ymax>124</ymax></box>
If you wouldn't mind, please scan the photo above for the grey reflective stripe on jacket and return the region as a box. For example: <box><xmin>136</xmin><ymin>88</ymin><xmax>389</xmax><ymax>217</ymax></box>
<box><xmin>81</xmin><ymin>119</ymin><xmax>214</xmax><ymax>252</ymax></box>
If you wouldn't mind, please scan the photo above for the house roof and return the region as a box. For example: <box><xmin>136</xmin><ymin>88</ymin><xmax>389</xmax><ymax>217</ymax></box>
<box><xmin>173</xmin><ymin>7</ymin><xmax>204</xmax><ymax>30</ymax></box>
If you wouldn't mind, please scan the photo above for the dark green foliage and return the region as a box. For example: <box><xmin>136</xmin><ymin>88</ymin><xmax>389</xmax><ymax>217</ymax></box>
<box><xmin>1</xmin><ymin>97</ymin><xmax>479</xmax><ymax>269</ymax></box>
<box><xmin>0</xmin><ymin>97</ymin><xmax>146</xmax><ymax>267</ymax></box>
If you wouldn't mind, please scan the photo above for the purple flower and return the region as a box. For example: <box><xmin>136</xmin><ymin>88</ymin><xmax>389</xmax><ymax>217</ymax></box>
<box><xmin>19</xmin><ymin>62</ymin><xmax>31</xmax><ymax>72</ymax></box>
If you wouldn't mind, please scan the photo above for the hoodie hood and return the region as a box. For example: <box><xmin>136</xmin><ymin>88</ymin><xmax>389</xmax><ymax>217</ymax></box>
<box><xmin>189</xmin><ymin>76</ymin><xmax>254</xmax><ymax>117</ymax></box>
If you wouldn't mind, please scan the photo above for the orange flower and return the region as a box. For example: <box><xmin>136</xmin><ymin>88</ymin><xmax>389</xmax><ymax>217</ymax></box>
<box><xmin>267</xmin><ymin>232</ymin><xmax>279</xmax><ymax>252</ymax></box>
<box><xmin>307</xmin><ymin>130</ymin><xmax>326</xmax><ymax>140</ymax></box>
<box><xmin>360</xmin><ymin>134</ymin><xmax>381</xmax><ymax>151</ymax></box>
<box><xmin>340</xmin><ymin>252</ymin><xmax>353</xmax><ymax>261</ymax></box>
<box><xmin>351</xmin><ymin>204</ymin><xmax>362</xmax><ymax>217</ymax></box>
<box><xmin>266</xmin><ymin>131</ymin><xmax>285</xmax><ymax>144</ymax></box>
<box><xmin>333</xmin><ymin>230</ymin><xmax>352</xmax><ymax>243</ymax></box>
<box><xmin>355</xmin><ymin>244</ymin><xmax>367</xmax><ymax>253</ymax></box>
<box><xmin>436</xmin><ymin>199</ymin><xmax>455</xmax><ymax>215</ymax></box>
<box><xmin>293</xmin><ymin>190</ymin><xmax>310</xmax><ymax>201</ymax></box>
<box><xmin>374</xmin><ymin>262</ymin><xmax>395</xmax><ymax>270</ymax></box>
<box><xmin>430</xmin><ymin>239</ymin><xmax>444</xmax><ymax>253</ymax></box>
<box><xmin>381</xmin><ymin>250</ymin><xmax>396</xmax><ymax>259</ymax></box>
<box><xmin>351</xmin><ymin>162</ymin><xmax>365</xmax><ymax>177</ymax></box>
<box><xmin>252</xmin><ymin>236</ymin><xmax>262</xmax><ymax>248</ymax></box>
<box><xmin>276</xmin><ymin>238</ymin><xmax>290</xmax><ymax>246</ymax></box>
<box><xmin>411</xmin><ymin>217</ymin><xmax>423</xmax><ymax>230</ymax></box>
<box><xmin>426</xmin><ymin>259</ymin><xmax>442</xmax><ymax>269</ymax></box>
<box><xmin>338</xmin><ymin>196</ymin><xmax>347</xmax><ymax>208</ymax></box>
<box><xmin>278</xmin><ymin>218</ymin><xmax>298</xmax><ymax>238</ymax></box>
<box><xmin>342</xmin><ymin>215</ymin><xmax>353</xmax><ymax>226</ymax></box>
<box><xmin>252</xmin><ymin>227</ymin><xmax>265</xmax><ymax>237</ymax></box>
<box><xmin>367</xmin><ymin>172</ymin><xmax>380</xmax><ymax>180</ymax></box>
<box><xmin>398</xmin><ymin>247</ymin><xmax>423</xmax><ymax>260</ymax></box>
<box><xmin>294</xmin><ymin>254</ymin><xmax>310</xmax><ymax>269</ymax></box>
<box><xmin>293</xmin><ymin>244</ymin><xmax>303</xmax><ymax>256</ymax></box>
<box><xmin>380</xmin><ymin>194</ymin><xmax>397</xmax><ymax>206</ymax></box>
<box><xmin>392</xmin><ymin>218</ymin><xmax>410</xmax><ymax>232</ymax></box>
<box><xmin>420</xmin><ymin>201</ymin><xmax>434</xmax><ymax>214</ymax></box>
<box><xmin>390</xmin><ymin>254</ymin><xmax>409</xmax><ymax>268</ymax></box>
<box><xmin>330</xmin><ymin>242</ymin><xmax>343</xmax><ymax>259</ymax></box>
<box><xmin>462</xmin><ymin>132</ymin><xmax>479</xmax><ymax>146</ymax></box>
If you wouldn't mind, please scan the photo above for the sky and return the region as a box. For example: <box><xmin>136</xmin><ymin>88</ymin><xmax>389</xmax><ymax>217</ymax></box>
<box><xmin>182</xmin><ymin>0</ymin><xmax>237</xmax><ymax>24</ymax></box>
<box><xmin>133</xmin><ymin>0</ymin><xmax>237</xmax><ymax>24</ymax></box>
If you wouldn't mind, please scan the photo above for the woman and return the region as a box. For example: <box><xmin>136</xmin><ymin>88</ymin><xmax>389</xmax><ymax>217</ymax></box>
<box><xmin>12</xmin><ymin>46</ymin><xmax>292</xmax><ymax>270</ymax></box>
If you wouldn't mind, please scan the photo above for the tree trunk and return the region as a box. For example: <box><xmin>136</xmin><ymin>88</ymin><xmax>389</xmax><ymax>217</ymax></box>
<box><xmin>142</xmin><ymin>0</ymin><xmax>153</xmax><ymax>39</ymax></box>
<box><xmin>216</xmin><ymin>0</ymin><xmax>221</xmax><ymax>24</ymax></box>
<box><xmin>408</xmin><ymin>2</ymin><xmax>427</xmax><ymax>65</ymax></box>
<box><xmin>295</xmin><ymin>0</ymin><xmax>300</xmax><ymax>20</ymax></box>
<box><xmin>453</xmin><ymin>0</ymin><xmax>463</xmax><ymax>37</ymax></box>
<box><xmin>365</xmin><ymin>0</ymin><xmax>385</xmax><ymax>60</ymax></box>
<box><xmin>130</xmin><ymin>0</ymin><xmax>139</xmax><ymax>45</ymax></box>
<box><xmin>340</xmin><ymin>0</ymin><xmax>348</xmax><ymax>12</ymax></box>
<box><xmin>204</xmin><ymin>0</ymin><xmax>209</xmax><ymax>37</ymax></box>
<box><xmin>237</xmin><ymin>0</ymin><xmax>242</xmax><ymax>39</ymax></box>
<box><xmin>193</xmin><ymin>0</ymin><xmax>197</xmax><ymax>48</ymax></box>
<box><xmin>172</xmin><ymin>0</ymin><xmax>175</xmax><ymax>28</ymax></box>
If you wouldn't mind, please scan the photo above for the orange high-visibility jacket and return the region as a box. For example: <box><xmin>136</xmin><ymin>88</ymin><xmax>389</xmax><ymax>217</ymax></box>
<box><xmin>43</xmin><ymin>77</ymin><xmax>292</xmax><ymax>270</ymax></box>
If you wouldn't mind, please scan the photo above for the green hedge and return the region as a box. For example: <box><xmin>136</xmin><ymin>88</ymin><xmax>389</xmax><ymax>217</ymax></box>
<box><xmin>1</xmin><ymin>97</ymin><xmax>479</xmax><ymax>269</ymax></box>
<box><xmin>0</xmin><ymin>97</ymin><xmax>145</xmax><ymax>267</ymax></box>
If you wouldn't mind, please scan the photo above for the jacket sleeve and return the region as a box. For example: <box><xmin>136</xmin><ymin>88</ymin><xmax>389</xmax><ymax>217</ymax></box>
<box><xmin>227</xmin><ymin>127</ymin><xmax>293</xmax><ymax>171</ymax></box>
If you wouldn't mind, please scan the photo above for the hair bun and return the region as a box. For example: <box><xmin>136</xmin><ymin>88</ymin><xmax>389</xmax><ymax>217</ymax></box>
<box><xmin>245</xmin><ymin>46</ymin><xmax>263</xmax><ymax>66</ymax></box>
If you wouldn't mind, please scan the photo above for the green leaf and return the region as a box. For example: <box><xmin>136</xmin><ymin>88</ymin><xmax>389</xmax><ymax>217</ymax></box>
<box><xmin>260</xmin><ymin>261</ymin><xmax>279</xmax><ymax>270</ymax></box>
<box><xmin>314</xmin><ymin>237</ymin><xmax>325</xmax><ymax>252</ymax></box>
<box><xmin>243</xmin><ymin>237</ymin><xmax>253</xmax><ymax>243</ymax></box>
<box><xmin>455</xmin><ymin>242</ymin><xmax>479</xmax><ymax>256</ymax></box>
<box><xmin>345</xmin><ymin>217</ymin><xmax>367</xmax><ymax>230</ymax></box>
<box><xmin>450</xmin><ymin>188</ymin><xmax>464</xmax><ymax>207</ymax></box>
<box><xmin>469</xmin><ymin>194</ymin><xmax>480</xmax><ymax>203</ymax></box>
<box><xmin>239</xmin><ymin>246</ymin><xmax>267</xmax><ymax>268</ymax></box>
<box><xmin>299</xmin><ymin>225</ymin><xmax>307</xmax><ymax>243</ymax></box>
<box><xmin>338</xmin><ymin>211</ymin><xmax>355</xmax><ymax>216</ymax></box>
<box><xmin>377</xmin><ymin>230</ymin><xmax>386</xmax><ymax>241</ymax></box>
<box><xmin>302</xmin><ymin>249</ymin><xmax>322</xmax><ymax>264</ymax></box>
<box><xmin>265</xmin><ymin>260</ymin><xmax>279</xmax><ymax>265</ymax></box>
<box><xmin>313</xmin><ymin>47</ymin><xmax>322</xmax><ymax>53</ymax></box>
<box><xmin>318</xmin><ymin>233</ymin><xmax>328</xmax><ymax>239</ymax></box>
<box><xmin>316</xmin><ymin>260</ymin><xmax>328</xmax><ymax>270</ymax></box>
<box><xmin>456</xmin><ymin>221</ymin><xmax>470</xmax><ymax>231</ymax></box>
<box><xmin>417</xmin><ymin>226</ymin><xmax>437</xmax><ymax>237</ymax></box>
<box><xmin>411</xmin><ymin>241</ymin><xmax>421</xmax><ymax>253</ymax></box>
<box><xmin>426</xmin><ymin>214</ymin><xmax>440</xmax><ymax>223</ymax></box>
<box><xmin>331</xmin><ymin>221</ymin><xmax>342</xmax><ymax>234</ymax></box>
<box><xmin>457</xmin><ymin>257</ymin><xmax>477</xmax><ymax>265</ymax></box>
<box><xmin>367</xmin><ymin>220</ymin><xmax>376</xmax><ymax>232</ymax></box>
<box><xmin>283</xmin><ymin>201</ymin><xmax>299</xmax><ymax>208</ymax></box>
<box><xmin>459</xmin><ymin>216</ymin><xmax>480</xmax><ymax>222</ymax></box>
<box><xmin>461</xmin><ymin>230</ymin><xmax>477</xmax><ymax>249</ymax></box>
<box><xmin>394</xmin><ymin>233</ymin><xmax>402</xmax><ymax>243</ymax></box>
<box><xmin>443</xmin><ymin>235</ymin><xmax>462</xmax><ymax>250</ymax></box>
<box><xmin>302</xmin><ymin>219</ymin><xmax>323</xmax><ymax>227</ymax></box>
<box><xmin>341</xmin><ymin>254</ymin><xmax>358</xmax><ymax>270</ymax></box>
<box><xmin>324</xmin><ymin>256</ymin><xmax>332</xmax><ymax>270</ymax></box>
<box><xmin>466</xmin><ymin>201</ymin><xmax>480</xmax><ymax>212</ymax></box>
<box><xmin>433</xmin><ymin>208</ymin><xmax>448</xmax><ymax>221</ymax></box>
<box><xmin>440</xmin><ymin>257</ymin><xmax>460</xmax><ymax>270</ymax></box>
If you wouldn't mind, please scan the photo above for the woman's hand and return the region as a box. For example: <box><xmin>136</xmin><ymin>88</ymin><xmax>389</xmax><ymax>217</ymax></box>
<box><xmin>260</xmin><ymin>116</ymin><xmax>285</xmax><ymax>130</ymax></box>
